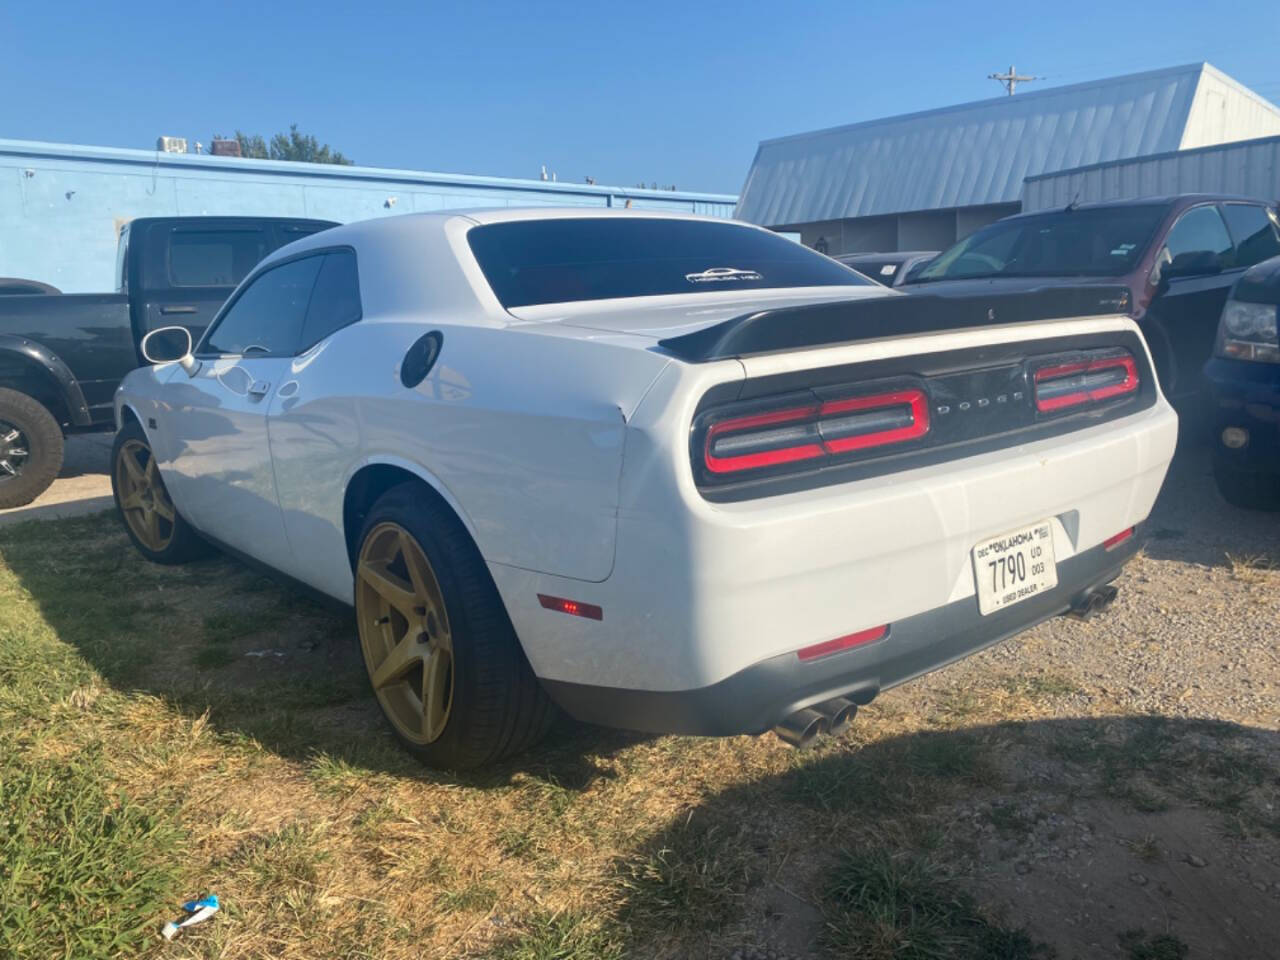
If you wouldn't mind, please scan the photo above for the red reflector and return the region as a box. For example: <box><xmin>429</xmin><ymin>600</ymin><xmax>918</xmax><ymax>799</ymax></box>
<box><xmin>1103</xmin><ymin>527</ymin><xmax>1134</xmax><ymax>550</ymax></box>
<box><xmin>1034</xmin><ymin>354</ymin><xmax>1138</xmax><ymax>413</ymax></box>
<box><xmin>796</xmin><ymin>624</ymin><xmax>888</xmax><ymax>662</ymax></box>
<box><xmin>537</xmin><ymin>594</ymin><xmax>603</xmax><ymax>621</ymax></box>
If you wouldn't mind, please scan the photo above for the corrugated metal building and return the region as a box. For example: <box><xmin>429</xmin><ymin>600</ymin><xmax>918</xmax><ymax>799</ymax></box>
<box><xmin>735</xmin><ymin>63</ymin><xmax>1280</xmax><ymax>254</ymax></box>
<box><xmin>1022</xmin><ymin>134</ymin><xmax>1280</xmax><ymax>211</ymax></box>
<box><xmin>0</xmin><ymin>139</ymin><xmax>738</xmax><ymax>292</ymax></box>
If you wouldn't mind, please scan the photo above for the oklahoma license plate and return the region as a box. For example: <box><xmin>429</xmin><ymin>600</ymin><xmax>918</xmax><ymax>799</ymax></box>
<box><xmin>972</xmin><ymin>520</ymin><xmax>1058</xmax><ymax>615</ymax></box>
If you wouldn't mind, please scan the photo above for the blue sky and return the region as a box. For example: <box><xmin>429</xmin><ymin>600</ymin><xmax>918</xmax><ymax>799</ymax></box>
<box><xmin>4</xmin><ymin>0</ymin><xmax>1278</xmax><ymax>194</ymax></box>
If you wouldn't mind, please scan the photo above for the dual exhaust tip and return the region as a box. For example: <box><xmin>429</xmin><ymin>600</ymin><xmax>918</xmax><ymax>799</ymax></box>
<box><xmin>776</xmin><ymin>584</ymin><xmax>1120</xmax><ymax>747</ymax></box>
<box><xmin>1067</xmin><ymin>583</ymin><xmax>1119</xmax><ymax>621</ymax></box>
<box><xmin>774</xmin><ymin>697</ymin><xmax>857</xmax><ymax>748</ymax></box>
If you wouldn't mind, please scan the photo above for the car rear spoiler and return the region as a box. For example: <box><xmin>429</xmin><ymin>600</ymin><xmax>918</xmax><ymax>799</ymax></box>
<box><xmin>657</xmin><ymin>285</ymin><xmax>1133</xmax><ymax>363</ymax></box>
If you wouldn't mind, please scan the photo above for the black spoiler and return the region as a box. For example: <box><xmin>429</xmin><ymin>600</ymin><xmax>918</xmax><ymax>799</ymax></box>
<box><xmin>656</xmin><ymin>285</ymin><xmax>1133</xmax><ymax>363</ymax></box>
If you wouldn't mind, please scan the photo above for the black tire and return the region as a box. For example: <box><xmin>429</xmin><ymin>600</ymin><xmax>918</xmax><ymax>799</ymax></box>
<box><xmin>1212</xmin><ymin>459</ymin><xmax>1280</xmax><ymax>512</ymax></box>
<box><xmin>0</xmin><ymin>387</ymin><xmax>64</xmax><ymax>509</ymax></box>
<box><xmin>110</xmin><ymin>420</ymin><xmax>210</xmax><ymax>563</ymax></box>
<box><xmin>356</xmin><ymin>481</ymin><xmax>556</xmax><ymax>769</ymax></box>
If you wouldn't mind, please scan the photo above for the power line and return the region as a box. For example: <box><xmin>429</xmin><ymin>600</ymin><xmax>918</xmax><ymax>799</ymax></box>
<box><xmin>989</xmin><ymin>65</ymin><xmax>1038</xmax><ymax>96</ymax></box>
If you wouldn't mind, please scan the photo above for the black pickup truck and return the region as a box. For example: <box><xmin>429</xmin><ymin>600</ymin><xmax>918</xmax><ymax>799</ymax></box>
<box><xmin>0</xmin><ymin>216</ymin><xmax>336</xmax><ymax>507</ymax></box>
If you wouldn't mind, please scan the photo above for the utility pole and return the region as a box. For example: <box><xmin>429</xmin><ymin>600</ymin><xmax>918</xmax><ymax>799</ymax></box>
<box><xmin>989</xmin><ymin>64</ymin><xmax>1038</xmax><ymax>95</ymax></box>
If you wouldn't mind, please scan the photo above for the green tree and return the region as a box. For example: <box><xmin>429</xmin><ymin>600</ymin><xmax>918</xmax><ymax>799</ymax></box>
<box><xmin>216</xmin><ymin>125</ymin><xmax>352</xmax><ymax>165</ymax></box>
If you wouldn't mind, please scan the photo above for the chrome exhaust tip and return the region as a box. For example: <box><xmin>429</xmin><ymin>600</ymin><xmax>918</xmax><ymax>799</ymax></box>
<box><xmin>1067</xmin><ymin>583</ymin><xmax>1119</xmax><ymax>621</ymax></box>
<box><xmin>812</xmin><ymin>697</ymin><xmax>858</xmax><ymax>736</ymax></box>
<box><xmin>773</xmin><ymin>707</ymin><xmax>827</xmax><ymax>748</ymax></box>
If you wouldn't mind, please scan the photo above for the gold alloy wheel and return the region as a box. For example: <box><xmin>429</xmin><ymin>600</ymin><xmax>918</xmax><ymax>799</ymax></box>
<box><xmin>356</xmin><ymin>522</ymin><xmax>454</xmax><ymax>745</ymax></box>
<box><xmin>115</xmin><ymin>439</ymin><xmax>177</xmax><ymax>552</ymax></box>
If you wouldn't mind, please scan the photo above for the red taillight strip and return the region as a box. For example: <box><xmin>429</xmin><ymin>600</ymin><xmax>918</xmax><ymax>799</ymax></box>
<box><xmin>822</xmin><ymin>389</ymin><xmax>930</xmax><ymax>453</ymax></box>
<box><xmin>537</xmin><ymin>594</ymin><xmax>603</xmax><ymax>621</ymax></box>
<box><xmin>796</xmin><ymin>624</ymin><xmax>889</xmax><ymax>662</ymax></box>
<box><xmin>703</xmin><ymin>389</ymin><xmax>929</xmax><ymax>475</ymax></box>
<box><xmin>1034</xmin><ymin>354</ymin><xmax>1138</xmax><ymax>413</ymax></box>
<box><xmin>704</xmin><ymin>404</ymin><xmax>824</xmax><ymax>474</ymax></box>
<box><xmin>1103</xmin><ymin>527</ymin><xmax>1134</xmax><ymax>550</ymax></box>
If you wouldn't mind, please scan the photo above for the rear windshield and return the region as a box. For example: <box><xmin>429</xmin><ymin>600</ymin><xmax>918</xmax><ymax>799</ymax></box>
<box><xmin>467</xmin><ymin>218</ymin><xmax>870</xmax><ymax>308</ymax></box>
<box><xmin>909</xmin><ymin>205</ymin><xmax>1167</xmax><ymax>283</ymax></box>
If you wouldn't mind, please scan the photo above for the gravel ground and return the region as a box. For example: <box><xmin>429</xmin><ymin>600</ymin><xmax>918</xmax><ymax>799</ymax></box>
<box><xmin>913</xmin><ymin>439</ymin><xmax>1280</xmax><ymax>729</ymax></box>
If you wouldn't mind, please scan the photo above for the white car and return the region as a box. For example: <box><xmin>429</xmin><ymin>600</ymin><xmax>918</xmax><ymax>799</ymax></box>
<box><xmin>112</xmin><ymin>209</ymin><xmax>1178</xmax><ymax>769</ymax></box>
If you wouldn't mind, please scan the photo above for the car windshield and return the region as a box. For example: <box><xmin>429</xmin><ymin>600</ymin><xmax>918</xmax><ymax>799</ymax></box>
<box><xmin>908</xmin><ymin>205</ymin><xmax>1167</xmax><ymax>283</ymax></box>
<box><xmin>467</xmin><ymin>217</ymin><xmax>871</xmax><ymax>308</ymax></box>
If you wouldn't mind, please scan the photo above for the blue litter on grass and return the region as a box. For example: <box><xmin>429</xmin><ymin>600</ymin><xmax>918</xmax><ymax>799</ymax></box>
<box><xmin>161</xmin><ymin>893</ymin><xmax>220</xmax><ymax>940</ymax></box>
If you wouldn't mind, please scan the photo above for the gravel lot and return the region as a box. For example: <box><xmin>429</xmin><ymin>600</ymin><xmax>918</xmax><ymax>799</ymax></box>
<box><xmin>915</xmin><ymin>435</ymin><xmax>1280</xmax><ymax>729</ymax></box>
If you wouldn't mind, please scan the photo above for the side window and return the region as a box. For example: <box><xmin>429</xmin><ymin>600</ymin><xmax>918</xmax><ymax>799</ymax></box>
<box><xmin>168</xmin><ymin>229</ymin><xmax>267</xmax><ymax>287</ymax></box>
<box><xmin>201</xmin><ymin>256</ymin><xmax>323</xmax><ymax>358</ymax></box>
<box><xmin>298</xmin><ymin>251</ymin><xmax>362</xmax><ymax>352</ymax></box>
<box><xmin>1160</xmin><ymin>206</ymin><xmax>1233</xmax><ymax>276</ymax></box>
<box><xmin>1221</xmin><ymin>203</ymin><xmax>1280</xmax><ymax>269</ymax></box>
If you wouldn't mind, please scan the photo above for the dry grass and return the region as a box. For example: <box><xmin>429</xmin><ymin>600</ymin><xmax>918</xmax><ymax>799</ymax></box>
<box><xmin>2</xmin><ymin>512</ymin><xmax>1278</xmax><ymax>958</ymax></box>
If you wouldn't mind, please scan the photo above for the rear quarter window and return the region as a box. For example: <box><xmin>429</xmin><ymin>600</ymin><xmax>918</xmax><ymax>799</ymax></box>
<box><xmin>467</xmin><ymin>218</ymin><xmax>870</xmax><ymax>308</ymax></box>
<box><xmin>168</xmin><ymin>229</ymin><xmax>268</xmax><ymax>287</ymax></box>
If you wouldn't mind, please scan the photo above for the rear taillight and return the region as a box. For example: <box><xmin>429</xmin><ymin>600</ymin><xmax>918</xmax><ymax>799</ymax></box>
<box><xmin>1033</xmin><ymin>351</ymin><xmax>1138</xmax><ymax>413</ymax></box>
<box><xmin>703</xmin><ymin>387</ymin><xmax>930</xmax><ymax>476</ymax></box>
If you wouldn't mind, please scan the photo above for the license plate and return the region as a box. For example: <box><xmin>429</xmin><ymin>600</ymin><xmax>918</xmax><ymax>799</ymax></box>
<box><xmin>972</xmin><ymin>520</ymin><xmax>1058</xmax><ymax>615</ymax></box>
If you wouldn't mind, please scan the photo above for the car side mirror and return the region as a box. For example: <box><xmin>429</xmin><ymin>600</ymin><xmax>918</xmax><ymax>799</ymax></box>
<box><xmin>141</xmin><ymin>325</ymin><xmax>201</xmax><ymax>376</ymax></box>
<box><xmin>1164</xmin><ymin>250</ymin><xmax>1223</xmax><ymax>281</ymax></box>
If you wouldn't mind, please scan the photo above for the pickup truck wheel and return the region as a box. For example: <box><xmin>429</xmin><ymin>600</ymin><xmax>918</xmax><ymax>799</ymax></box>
<box><xmin>355</xmin><ymin>483</ymin><xmax>556</xmax><ymax>769</ymax></box>
<box><xmin>111</xmin><ymin>421</ymin><xmax>209</xmax><ymax>563</ymax></box>
<box><xmin>0</xmin><ymin>388</ymin><xmax>64</xmax><ymax>509</ymax></box>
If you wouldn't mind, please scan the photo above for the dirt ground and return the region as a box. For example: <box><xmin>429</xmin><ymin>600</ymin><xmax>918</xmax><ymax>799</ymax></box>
<box><xmin>0</xmin><ymin>432</ymin><xmax>113</xmax><ymax>526</ymax></box>
<box><xmin>0</xmin><ymin>431</ymin><xmax>1276</xmax><ymax>960</ymax></box>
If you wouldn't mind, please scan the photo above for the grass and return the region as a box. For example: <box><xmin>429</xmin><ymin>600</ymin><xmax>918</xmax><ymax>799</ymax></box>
<box><xmin>1118</xmin><ymin>929</ymin><xmax>1189</xmax><ymax>960</ymax></box>
<box><xmin>1</xmin><ymin>511</ymin><xmax>1278</xmax><ymax>958</ymax></box>
<box><xmin>1225</xmin><ymin>553</ymin><xmax>1278</xmax><ymax>585</ymax></box>
<box><xmin>0</xmin><ymin>746</ymin><xmax>184</xmax><ymax>958</ymax></box>
<box><xmin>820</xmin><ymin>849</ymin><xmax>1052</xmax><ymax>959</ymax></box>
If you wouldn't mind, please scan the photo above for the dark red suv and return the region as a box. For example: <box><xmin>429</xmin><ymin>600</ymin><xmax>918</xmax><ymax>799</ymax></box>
<box><xmin>902</xmin><ymin>195</ymin><xmax>1280</xmax><ymax>401</ymax></box>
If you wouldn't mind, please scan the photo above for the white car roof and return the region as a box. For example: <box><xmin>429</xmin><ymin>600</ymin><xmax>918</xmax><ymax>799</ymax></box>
<box><xmin>250</xmin><ymin>208</ymin><xmax>780</xmax><ymax>331</ymax></box>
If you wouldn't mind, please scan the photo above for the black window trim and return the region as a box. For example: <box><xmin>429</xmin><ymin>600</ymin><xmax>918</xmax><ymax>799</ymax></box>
<box><xmin>195</xmin><ymin>244</ymin><xmax>361</xmax><ymax>360</ymax></box>
<box><xmin>296</xmin><ymin>248</ymin><xmax>364</xmax><ymax>355</ymax></box>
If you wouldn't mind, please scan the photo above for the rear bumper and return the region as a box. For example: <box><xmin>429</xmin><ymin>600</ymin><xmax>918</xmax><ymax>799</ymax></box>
<box><xmin>541</xmin><ymin>532</ymin><xmax>1141</xmax><ymax>735</ymax></box>
<box><xmin>1203</xmin><ymin>357</ymin><xmax>1280</xmax><ymax>472</ymax></box>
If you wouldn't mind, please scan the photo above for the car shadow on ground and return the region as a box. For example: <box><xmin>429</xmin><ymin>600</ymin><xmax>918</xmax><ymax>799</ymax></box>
<box><xmin>0</xmin><ymin>509</ymin><xmax>649</xmax><ymax>791</ymax></box>
<box><xmin>1140</xmin><ymin>437</ymin><xmax>1280</xmax><ymax>569</ymax></box>
<box><xmin>601</xmin><ymin>715</ymin><xmax>1280</xmax><ymax>959</ymax></box>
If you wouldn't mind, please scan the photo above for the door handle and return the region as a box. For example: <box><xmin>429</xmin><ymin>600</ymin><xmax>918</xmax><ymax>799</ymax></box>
<box><xmin>248</xmin><ymin>380</ymin><xmax>271</xmax><ymax>401</ymax></box>
<box><xmin>160</xmin><ymin>305</ymin><xmax>198</xmax><ymax>315</ymax></box>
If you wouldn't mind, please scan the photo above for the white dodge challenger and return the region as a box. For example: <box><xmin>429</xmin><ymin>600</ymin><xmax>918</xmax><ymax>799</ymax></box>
<box><xmin>112</xmin><ymin>209</ymin><xmax>1177</xmax><ymax>769</ymax></box>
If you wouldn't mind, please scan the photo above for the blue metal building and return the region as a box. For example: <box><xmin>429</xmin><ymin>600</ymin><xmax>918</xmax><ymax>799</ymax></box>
<box><xmin>0</xmin><ymin>138</ymin><xmax>738</xmax><ymax>292</ymax></box>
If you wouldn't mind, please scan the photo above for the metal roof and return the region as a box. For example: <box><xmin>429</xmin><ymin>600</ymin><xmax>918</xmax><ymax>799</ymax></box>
<box><xmin>736</xmin><ymin>63</ymin><xmax>1280</xmax><ymax>227</ymax></box>
<box><xmin>1022</xmin><ymin>135</ymin><xmax>1280</xmax><ymax>211</ymax></box>
<box><xmin>0</xmin><ymin>137</ymin><xmax>738</xmax><ymax>213</ymax></box>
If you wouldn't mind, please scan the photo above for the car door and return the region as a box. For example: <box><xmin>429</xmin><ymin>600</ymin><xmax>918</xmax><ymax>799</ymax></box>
<box><xmin>163</xmin><ymin>254</ymin><xmax>324</xmax><ymax>571</ymax></box>
<box><xmin>263</xmin><ymin>249</ymin><xmax>365</xmax><ymax>598</ymax></box>
<box><xmin>138</xmin><ymin>222</ymin><xmax>271</xmax><ymax>348</ymax></box>
<box><xmin>1144</xmin><ymin>204</ymin><xmax>1238</xmax><ymax>398</ymax></box>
